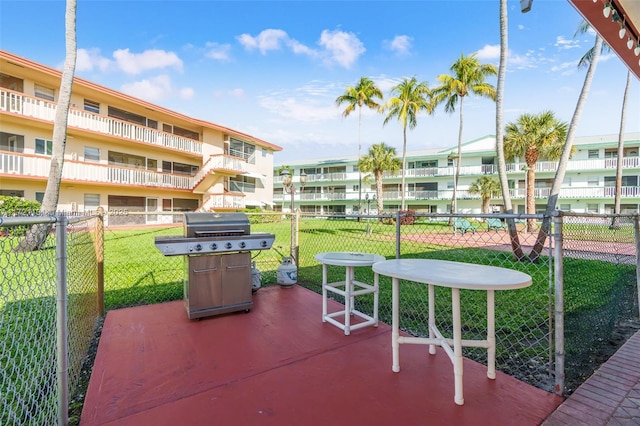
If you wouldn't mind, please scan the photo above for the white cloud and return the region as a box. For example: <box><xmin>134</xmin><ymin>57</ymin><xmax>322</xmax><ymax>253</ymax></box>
<box><xmin>236</xmin><ymin>28</ymin><xmax>365</xmax><ymax>69</ymax></box>
<box><xmin>237</xmin><ymin>29</ymin><xmax>289</xmax><ymax>54</ymax></box>
<box><xmin>554</xmin><ymin>36</ymin><xmax>581</xmax><ymax>50</ymax></box>
<box><xmin>113</xmin><ymin>48</ymin><xmax>183</xmax><ymax>75</ymax></box>
<box><xmin>120</xmin><ymin>74</ymin><xmax>172</xmax><ymax>101</ymax></box>
<box><xmin>205</xmin><ymin>42</ymin><xmax>232</xmax><ymax>61</ymax></box>
<box><xmin>76</xmin><ymin>48</ymin><xmax>112</xmax><ymax>72</ymax></box>
<box><xmin>475</xmin><ymin>44</ymin><xmax>501</xmax><ymax>61</ymax></box>
<box><xmin>179</xmin><ymin>87</ymin><xmax>195</xmax><ymax>99</ymax></box>
<box><xmin>318</xmin><ymin>29</ymin><xmax>365</xmax><ymax>68</ymax></box>
<box><xmin>384</xmin><ymin>35</ymin><xmax>413</xmax><ymax>56</ymax></box>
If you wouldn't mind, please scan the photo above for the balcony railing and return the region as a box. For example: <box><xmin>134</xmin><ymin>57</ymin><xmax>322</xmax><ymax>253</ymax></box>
<box><xmin>0</xmin><ymin>88</ymin><xmax>203</xmax><ymax>155</ymax></box>
<box><xmin>0</xmin><ymin>151</ymin><xmax>192</xmax><ymax>189</ymax></box>
<box><xmin>273</xmin><ymin>186</ymin><xmax>640</xmax><ymax>203</ymax></box>
<box><xmin>200</xmin><ymin>192</ymin><xmax>246</xmax><ymax>210</ymax></box>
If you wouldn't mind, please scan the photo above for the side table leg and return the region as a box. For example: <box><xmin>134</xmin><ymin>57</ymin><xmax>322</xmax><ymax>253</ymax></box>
<box><xmin>487</xmin><ymin>289</ymin><xmax>496</xmax><ymax>380</ymax></box>
<box><xmin>321</xmin><ymin>264</ymin><xmax>328</xmax><ymax>322</ymax></box>
<box><xmin>428</xmin><ymin>283</ymin><xmax>436</xmax><ymax>355</ymax></box>
<box><xmin>344</xmin><ymin>266</ymin><xmax>352</xmax><ymax>335</ymax></box>
<box><xmin>373</xmin><ymin>272</ymin><xmax>379</xmax><ymax>327</ymax></box>
<box><xmin>452</xmin><ymin>288</ymin><xmax>464</xmax><ymax>405</ymax></box>
<box><xmin>392</xmin><ymin>277</ymin><xmax>400</xmax><ymax>372</ymax></box>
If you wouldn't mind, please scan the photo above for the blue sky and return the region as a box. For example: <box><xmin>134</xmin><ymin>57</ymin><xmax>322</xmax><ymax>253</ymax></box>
<box><xmin>1</xmin><ymin>0</ymin><xmax>639</xmax><ymax>164</ymax></box>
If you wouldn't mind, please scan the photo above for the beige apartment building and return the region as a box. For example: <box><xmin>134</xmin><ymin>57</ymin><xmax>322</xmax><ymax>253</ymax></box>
<box><xmin>0</xmin><ymin>50</ymin><xmax>281</xmax><ymax>225</ymax></box>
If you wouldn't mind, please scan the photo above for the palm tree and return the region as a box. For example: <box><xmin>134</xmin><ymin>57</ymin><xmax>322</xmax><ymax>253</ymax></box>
<box><xmin>575</xmin><ymin>21</ymin><xmax>632</xmax><ymax>228</ymax></box>
<box><xmin>468</xmin><ymin>176</ymin><xmax>501</xmax><ymax>214</ymax></box>
<box><xmin>529</xmin><ymin>33</ymin><xmax>604</xmax><ymax>262</ymax></box>
<box><xmin>335</xmin><ymin>77</ymin><xmax>383</xmax><ymax>218</ymax></box>
<box><xmin>17</xmin><ymin>0</ymin><xmax>77</xmax><ymax>252</ymax></box>
<box><xmin>431</xmin><ymin>53</ymin><xmax>497</xmax><ymax>219</ymax></box>
<box><xmin>504</xmin><ymin>111</ymin><xmax>569</xmax><ymax>232</ymax></box>
<box><xmin>495</xmin><ymin>0</ymin><xmax>526</xmax><ymax>260</ymax></box>
<box><xmin>382</xmin><ymin>76</ymin><xmax>432</xmax><ymax>211</ymax></box>
<box><xmin>357</xmin><ymin>142</ymin><xmax>402</xmax><ymax>215</ymax></box>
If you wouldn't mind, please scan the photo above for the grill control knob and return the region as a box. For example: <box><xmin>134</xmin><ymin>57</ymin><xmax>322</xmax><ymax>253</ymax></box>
<box><xmin>210</xmin><ymin>243</ymin><xmax>217</xmax><ymax>250</ymax></box>
<box><xmin>260</xmin><ymin>240</ymin><xmax>268</xmax><ymax>248</ymax></box>
<box><xmin>194</xmin><ymin>243</ymin><xmax>203</xmax><ymax>252</ymax></box>
<box><xmin>239</xmin><ymin>241</ymin><xmax>246</xmax><ymax>249</ymax></box>
<box><xmin>225</xmin><ymin>242</ymin><xmax>233</xmax><ymax>250</ymax></box>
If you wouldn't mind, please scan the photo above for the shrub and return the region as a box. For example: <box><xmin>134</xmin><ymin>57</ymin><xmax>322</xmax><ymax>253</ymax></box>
<box><xmin>0</xmin><ymin>196</ymin><xmax>41</xmax><ymax>216</ymax></box>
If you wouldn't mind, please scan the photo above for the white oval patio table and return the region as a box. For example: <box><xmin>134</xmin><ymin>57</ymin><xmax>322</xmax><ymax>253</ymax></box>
<box><xmin>314</xmin><ymin>252</ymin><xmax>386</xmax><ymax>335</ymax></box>
<box><xmin>372</xmin><ymin>258</ymin><xmax>532</xmax><ymax>406</ymax></box>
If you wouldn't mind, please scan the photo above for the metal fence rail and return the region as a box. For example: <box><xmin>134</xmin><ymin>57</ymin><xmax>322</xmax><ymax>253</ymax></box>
<box><xmin>1</xmin><ymin>210</ymin><xmax>638</xmax><ymax>423</ymax></box>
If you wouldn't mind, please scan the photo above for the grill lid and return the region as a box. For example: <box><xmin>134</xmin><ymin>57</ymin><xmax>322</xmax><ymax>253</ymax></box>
<box><xmin>183</xmin><ymin>212</ymin><xmax>250</xmax><ymax>238</ymax></box>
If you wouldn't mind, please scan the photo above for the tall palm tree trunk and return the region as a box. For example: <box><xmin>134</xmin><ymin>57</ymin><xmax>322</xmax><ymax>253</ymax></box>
<box><xmin>612</xmin><ymin>70</ymin><xmax>631</xmax><ymax>229</ymax></box>
<box><xmin>529</xmin><ymin>35</ymin><xmax>603</xmax><ymax>262</ymax></box>
<box><xmin>358</xmin><ymin>107</ymin><xmax>363</xmax><ymax>221</ymax></box>
<box><xmin>16</xmin><ymin>0</ymin><xmax>77</xmax><ymax>252</ymax></box>
<box><xmin>401</xmin><ymin>126</ymin><xmax>407</xmax><ymax>211</ymax></box>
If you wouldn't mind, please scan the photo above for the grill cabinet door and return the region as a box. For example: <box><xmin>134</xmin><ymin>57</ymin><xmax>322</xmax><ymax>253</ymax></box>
<box><xmin>221</xmin><ymin>252</ymin><xmax>252</xmax><ymax>306</ymax></box>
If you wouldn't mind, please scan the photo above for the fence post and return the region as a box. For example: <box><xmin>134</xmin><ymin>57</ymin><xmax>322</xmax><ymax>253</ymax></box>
<box><xmin>96</xmin><ymin>207</ymin><xmax>105</xmax><ymax>317</ymax></box>
<box><xmin>635</xmin><ymin>214</ymin><xmax>640</xmax><ymax>319</ymax></box>
<box><xmin>294</xmin><ymin>209</ymin><xmax>300</xmax><ymax>274</ymax></box>
<box><xmin>552</xmin><ymin>213</ymin><xmax>565</xmax><ymax>396</ymax></box>
<box><xmin>396</xmin><ymin>211</ymin><xmax>401</xmax><ymax>259</ymax></box>
<box><xmin>56</xmin><ymin>215</ymin><xmax>69</xmax><ymax>426</ymax></box>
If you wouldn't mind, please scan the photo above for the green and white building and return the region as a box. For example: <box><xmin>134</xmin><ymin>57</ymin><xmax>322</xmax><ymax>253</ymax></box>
<box><xmin>274</xmin><ymin>133</ymin><xmax>640</xmax><ymax>215</ymax></box>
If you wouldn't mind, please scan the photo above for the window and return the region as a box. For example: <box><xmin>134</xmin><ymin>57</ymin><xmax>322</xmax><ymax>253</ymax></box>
<box><xmin>559</xmin><ymin>204</ymin><xmax>571</xmax><ymax>211</ymax></box>
<box><xmin>34</xmin><ymin>84</ymin><xmax>55</xmax><ymax>101</ymax></box>
<box><xmin>0</xmin><ymin>189</ymin><xmax>24</xmax><ymax>197</ymax></box>
<box><xmin>230</xmin><ymin>138</ymin><xmax>256</xmax><ymax>163</ymax></box>
<box><xmin>353</xmin><ymin>185</ymin><xmax>359</xmax><ymax>191</ymax></box>
<box><xmin>447</xmin><ymin>181</ymin><xmax>454</xmax><ymax>189</ymax></box>
<box><xmin>84</xmin><ymin>146</ymin><xmax>100</xmax><ymax>162</ymax></box>
<box><xmin>587</xmin><ymin>176</ymin><xmax>599</xmax><ymax>186</ymax></box>
<box><xmin>604</xmin><ymin>149</ymin><xmax>617</xmax><ymax>159</ymax></box>
<box><xmin>35</xmin><ymin>192</ymin><xmax>44</xmax><ymax>203</ymax></box>
<box><xmin>84</xmin><ymin>193</ymin><xmax>100</xmax><ymax>210</ymax></box>
<box><xmin>35</xmin><ymin>138</ymin><xmax>53</xmax><ymax>155</ymax></box>
<box><xmin>563</xmin><ymin>177</ymin><xmax>572</xmax><ymax>186</ymax></box>
<box><xmin>588</xmin><ymin>149</ymin><xmax>599</xmax><ymax>159</ymax></box>
<box><xmin>262</xmin><ymin>148</ymin><xmax>267</xmax><ymax>158</ymax></box>
<box><xmin>162</xmin><ymin>199</ymin><xmax>173</xmax><ymax>212</ymax></box>
<box><xmin>84</xmin><ymin>99</ymin><xmax>100</xmax><ymax>114</ymax></box>
<box><xmin>587</xmin><ymin>203</ymin><xmax>599</xmax><ymax>213</ymax></box>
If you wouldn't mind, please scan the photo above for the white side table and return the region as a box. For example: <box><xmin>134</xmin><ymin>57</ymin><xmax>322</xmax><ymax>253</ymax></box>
<box><xmin>372</xmin><ymin>258</ymin><xmax>532</xmax><ymax>405</ymax></box>
<box><xmin>314</xmin><ymin>252</ymin><xmax>386</xmax><ymax>335</ymax></box>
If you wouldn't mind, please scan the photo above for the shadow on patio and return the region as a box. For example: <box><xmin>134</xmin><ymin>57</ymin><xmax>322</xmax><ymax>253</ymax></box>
<box><xmin>80</xmin><ymin>285</ymin><xmax>563</xmax><ymax>426</ymax></box>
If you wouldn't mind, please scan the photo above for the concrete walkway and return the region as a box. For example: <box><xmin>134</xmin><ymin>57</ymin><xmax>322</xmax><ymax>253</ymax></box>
<box><xmin>542</xmin><ymin>330</ymin><xmax>640</xmax><ymax>425</ymax></box>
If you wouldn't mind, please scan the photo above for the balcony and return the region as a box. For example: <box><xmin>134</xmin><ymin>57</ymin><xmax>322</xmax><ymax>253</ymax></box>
<box><xmin>0</xmin><ymin>88</ymin><xmax>203</xmax><ymax>155</ymax></box>
<box><xmin>0</xmin><ymin>151</ymin><xmax>192</xmax><ymax>189</ymax></box>
<box><xmin>200</xmin><ymin>192</ymin><xmax>246</xmax><ymax>211</ymax></box>
<box><xmin>192</xmin><ymin>154</ymin><xmax>246</xmax><ymax>193</ymax></box>
<box><xmin>273</xmin><ymin>186</ymin><xmax>640</xmax><ymax>204</ymax></box>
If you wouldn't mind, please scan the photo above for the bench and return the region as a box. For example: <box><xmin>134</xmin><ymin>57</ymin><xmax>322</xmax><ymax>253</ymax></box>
<box><xmin>453</xmin><ymin>218</ymin><xmax>478</xmax><ymax>235</ymax></box>
<box><xmin>487</xmin><ymin>218</ymin><xmax>507</xmax><ymax>232</ymax></box>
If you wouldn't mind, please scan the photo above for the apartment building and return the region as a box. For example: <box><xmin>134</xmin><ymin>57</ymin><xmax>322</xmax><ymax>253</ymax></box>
<box><xmin>0</xmin><ymin>50</ymin><xmax>281</xmax><ymax>224</ymax></box>
<box><xmin>274</xmin><ymin>133</ymin><xmax>640</xmax><ymax>216</ymax></box>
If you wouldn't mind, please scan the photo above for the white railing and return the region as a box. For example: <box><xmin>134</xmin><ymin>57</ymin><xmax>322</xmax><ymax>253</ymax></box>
<box><xmin>191</xmin><ymin>154</ymin><xmax>246</xmax><ymax>188</ymax></box>
<box><xmin>0</xmin><ymin>88</ymin><xmax>203</xmax><ymax>155</ymax></box>
<box><xmin>273</xmin><ymin>185</ymin><xmax>640</xmax><ymax>203</ymax></box>
<box><xmin>201</xmin><ymin>193</ymin><xmax>245</xmax><ymax>210</ymax></box>
<box><xmin>0</xmin><ymin>151</ymin><xmax>192</xmax><ymax>189</ymax></box>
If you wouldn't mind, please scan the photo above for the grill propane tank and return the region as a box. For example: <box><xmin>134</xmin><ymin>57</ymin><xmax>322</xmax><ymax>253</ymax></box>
<box><xmin>251</xmin><ymin>261</ymin><xmax>262</xmax><ymax>292</ymax></box>
<box><xmin>277</xmin><ymin>257</ymin><xmax>297</xmax><ymax>287</ymax></box>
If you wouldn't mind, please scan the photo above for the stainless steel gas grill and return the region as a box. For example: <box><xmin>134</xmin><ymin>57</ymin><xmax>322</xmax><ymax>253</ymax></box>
<box><xmin>154</xmin><ymin>212</ymin><xmax>275</xmax><ymax>319</ymax></box>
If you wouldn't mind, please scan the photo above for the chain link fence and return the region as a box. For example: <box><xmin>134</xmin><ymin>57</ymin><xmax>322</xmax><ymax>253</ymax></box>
<box><xmin>1</xmin><ymin>215</ymin><xmax>100</xmax><ymax>425</ymax></box>
<box><xmin>1</xmin><ymin>210</ymin><xmax>638</xmax><ymax>423</ymax></box>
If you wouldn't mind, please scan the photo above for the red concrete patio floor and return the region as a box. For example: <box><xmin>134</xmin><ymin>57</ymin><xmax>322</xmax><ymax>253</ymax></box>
<box><xmin>81</xmin><ymin>285</ymin><xmax>563</xmax><ymax>426</ymax></box>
